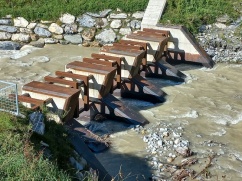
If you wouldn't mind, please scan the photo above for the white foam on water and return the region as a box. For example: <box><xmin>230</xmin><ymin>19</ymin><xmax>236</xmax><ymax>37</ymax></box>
<box><xmin>168</xmin><ymin>110</ymin><xmax>199</xmax><ymax>119</ymax></box>
<box><xmin>210</xmin><ymin>128</ymin><xmax>226</xmax><ymax>136</ymax></box>
<box><xmin>213</xmin><ymin>112</ymin><xmax>242</xmax><ymax>125</ymax></box>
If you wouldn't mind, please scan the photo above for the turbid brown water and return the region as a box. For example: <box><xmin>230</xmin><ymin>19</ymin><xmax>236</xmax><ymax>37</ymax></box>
<box><xmin>1</xmin><ymin>44</ymin><xmax>242</xmax><ymax>180</ymax></box>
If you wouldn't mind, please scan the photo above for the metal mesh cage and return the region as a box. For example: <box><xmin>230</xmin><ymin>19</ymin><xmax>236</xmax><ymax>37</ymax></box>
<box><xmin>0</xmin><ymin>80</ymin><xmax>19</xmax><ymax>115</ymax></box>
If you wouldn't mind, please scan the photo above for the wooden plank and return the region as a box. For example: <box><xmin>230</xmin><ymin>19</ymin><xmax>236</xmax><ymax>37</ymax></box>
<box><xmin>23</xmin><ymin>81</ymin><xmax>80</xmax><ymax>99</ymax></box>
<box><xmin>66</xmin><ymin>61</ymin><xmax>116</xmax><ymax>75</ymax></box>
<box><xmin>83</xmin><ymin>58</ymin><xmax>116</xmax><ymax>67</ymax></box>
<box><xmin>44</xmin><ymin>76</ymin><xmax>78</xmax><ymax>89</ymax></box>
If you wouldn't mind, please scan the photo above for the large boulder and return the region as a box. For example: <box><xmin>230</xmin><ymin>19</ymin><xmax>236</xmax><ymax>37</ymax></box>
<box><xmin>0</xmin><ymin>41</ymin><xmax>21</xmax><ymax>50</ymax></box>
<box><xmin>27</xmin><ymin>22</ymin><xmax>37</xmax><ymax>29</ymax></box>
<box><xmin>110</xmin><ymin>20</ymin><xmax>122</xmax><ymax>29</ymax></box>
<box><xmin>64</xmin><ymin>34</ymin><xmax>82</xmax><ymax>44</ymax></box>
<box><xmin>0</xmin><ymin>32</ymin><xmax>12</xmax><ymax>40</ymax></box>
<box><xmin>77</xmin><ymin>14</ymin><xmax>96</xmax><ymax>27</ymax></box>
<box><xmin>64</xmin><ymin>23</ymin><xmax>78</xmax><ymax>34</ymax></box>
<box><xmin>132</xmin><ymin>11</ymin><xmax>145</xmax><ymax>19</ymax></box>
<box><xmin>0</xmin><ymin>25</ymin><xmax>17</xmax><ymax>33</ymax></box>
<box><xmin>0</xmin><ymin>18</ymin><xmax>12</xmax><ymax>25</ymax></box>
<box><xmin>110</xmin><ymin>13</ymin><xmax>127</xmax><ymax>19</ymax></box>
<box><xmin>59</xmin><ymin>13</ymin><xmax>75</xmax><ymax>24</ymax></box>
<box><xmin>82</xmin><ymin>28</ymin><xmax>96</xmax><ymax>41</ymax></box>
<box><xmin>13</xmin><ymin>17</ymin><xmax>29</xmax><ymax>27</ymax></box>
<box><xmin>48</xmin><ymin>23</ymin><xmax>64</xmax><ymax>34</ymax></box>
<box><xmin>11</xmin><ymin>33</ymin><xmax>31</xmax><ymax>43</ymax></box>
<box><xmin>119</xmin><ymin>28</ymin><xmax>132</xmax><ymax>35</ymax></box>
<box><xmin>95</xmin><ymin>29</ymin><xmax>116</xmax><ymax>44</ymax></box>
<box><xmin>34</xmin><ymin>27</ymin><xmax>52</xmax><ymax>37</ymax></box>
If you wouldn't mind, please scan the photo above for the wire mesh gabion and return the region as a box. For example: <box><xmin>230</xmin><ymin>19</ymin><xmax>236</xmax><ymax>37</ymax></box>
<box><xmin>0</xmin><ymin>80</ymin><xmax>19</xmax><ymax>115</ymax></box>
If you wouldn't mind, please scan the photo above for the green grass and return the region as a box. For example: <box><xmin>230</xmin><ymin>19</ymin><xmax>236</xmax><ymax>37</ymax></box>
<box><xmin>0</xmin><ymin>0</ymin><xmax>149</xmax><ymax>21</ymax></box>
<box><xmin>0</xmin><ymin>109</ymin><xmax>74</xmax><ymax>180</ymax></box>
<box><xmin>160</xmin><ymin>0</ymin><xmax>241</xmax><ymax>33</ymax></box>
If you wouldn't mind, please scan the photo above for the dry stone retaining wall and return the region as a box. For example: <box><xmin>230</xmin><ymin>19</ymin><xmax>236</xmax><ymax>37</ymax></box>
<box><xmin>0</xmin><ymin>10</ymin><xmax>145</xmax><ymax>50</ymax></box>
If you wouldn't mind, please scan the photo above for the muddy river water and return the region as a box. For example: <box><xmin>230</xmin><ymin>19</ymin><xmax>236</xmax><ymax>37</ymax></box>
<box><xmin>1</xmin><ymin>44</ymin><xmax>242</xmax><ymax>180</ymax></box>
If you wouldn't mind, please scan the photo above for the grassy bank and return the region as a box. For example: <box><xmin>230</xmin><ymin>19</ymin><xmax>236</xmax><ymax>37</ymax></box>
<box><xmin>160</xmin><ymin>0</ymin><xmax>241</xmax><ymax>33</ymax></box>
<box><xmin>0</xmin><ymin>108</ymin><xmax>74</xmax><ymax>180</ymax></box>
<box><xmin>0</xmin><ymin>0</ymin><xmax>148</xmax><ymax>21</ymax></box>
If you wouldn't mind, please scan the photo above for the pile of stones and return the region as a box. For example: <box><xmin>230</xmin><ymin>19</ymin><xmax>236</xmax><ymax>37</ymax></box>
<box><xmin>0</xmin><ymin>9</ymin><xmax>144</xmax><ymax>50</ymax></box>
<box><xmin>197</xmin><ymin>14</ymin><xmax>242</xmax><ymax>63</ymax></box>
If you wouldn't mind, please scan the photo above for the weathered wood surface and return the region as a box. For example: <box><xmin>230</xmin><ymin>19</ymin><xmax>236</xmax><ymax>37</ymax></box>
<box><xmin>66</xmin><ymin>61</ymin><xmax>116</xmax><ymax>99</ymax></box>
<box><xmin>22</xmin><ymin>81</ymin><xmax>80</xmax><ymax>121</ymax></box>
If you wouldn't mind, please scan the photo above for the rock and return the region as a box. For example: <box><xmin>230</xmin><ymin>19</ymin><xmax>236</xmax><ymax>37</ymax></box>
<box><xmin>82</xmin><ymin>27</ymin><xmax>96</xmax><ymax>41</ymax></box>
<box><xmin>110</xmin><ymin>13</ymin><xmax>127</xmax><ymax>19</ymax></box>
<box><xmin>13</xmin><ymin>17</ymin><xmax>29</xmax><ymax>27</ymax></box>
<box><xmin>215</xmin><ymin>23</ymin><xmax>227</xmax><ymax>29</ymax></box>
<box><xmin>130</xmin><ymin>20</ymin><xmax>141</xmax><ymax>29</ymax></box>
<box><xmin>175</xmin><ymin>146</ymin><xmax>192</xmax><ymax>157</ymax></box>
<box><xmin>217</xmin><ymin>15</ymin><xmax>230</xmax><ymax>23</ymax></box>
<box><xmin>19</xmin><ymin>28</ymin><xmax>33</xmax><ymax>34</ymax></box>
<box><xmin>29</xmin><ymin>38</ymin><xmax>45</xmax><ymax>48</ymax></box>
<box><xmin>30</xmin><ymin>33</ymin><xmax>39</xmax><ymax>41</ymax></box>
<box><xmin>53</xmin><ymin>34</ymin><xmax>63</xmax><ymax>40</ymax></box>
<box><xmin>77</xmin><ymin>14</ymin><xmax>96</xmax><ymax>27</ymax></box>
<box><xmin>0</xmin><ymin>18</ymin><xmax>12</xmax><ymax>25</ymax></box>
<box><xmin>90</xmin><ymin>41</ymin><xmax>101</xmax><ymax>47</ymax></box>
<box><xmin>59</xmin><ymin>13</ymin><xmax>75</xmax><ymax>24</ymax></box>
<box><xmin>0</xmin><ymin>41</ymin><xmax>21</xmax><ymax>50</ymax></box>
<box><xmin>48</xmin><ymin>23</ymin><xmax>64</xmax><ymax>34</ymax></box>
<box><xmin>34</xmin><ymin>27</ymin><xmax>52</xmax><ymax>37</ymax></box>
<box><xmin>44</xmin><ymin>38</ymin><xmax>58</xmax><ymax>44</ymax></box>
<box><xmin>96</xmin><ymin>18</ymin><xmax>108</xmax><ymax>28</ymax></box>
<box><xmin>36</xmin><ymin>23</ymin><xmax>49</xmax><ymax>29</ymax></box>
<box><xmin>110</xmin><ymin>20</ymin><xmax>122</xmax><ymax>29</ymax></box>
<box><xmin>82</xmin><ymin>41</ymin><xmax>90</xmax><ymax>47</ymax></box>
<box><xmin>86</xmin><ymin>9</ymin><xmax>112</xmax><ymax>18</ymax></box>
<box><xmin>29</xmin><ymin>112</ymin><xmax>45</xmax><ymax>135</ymax></box>
<box><xmin>11</xmin><ymin>33</ymin><xmax>31</xmax><ymax>43</ymax></box>
<box><xmin>167</xmin><ymin>157</ymin><xmax>174</xmax><ymax>163</ymax></box>
<box><xmin>27</xmin><ymin>22</ymin><xmax>37</xmax><ymax>29</ymax></box>
<box><xmin>29</xmin><ymin>56</ymin><xmax>50</xmax><ymax>63</ymax></box>
<box><xmin>64</xmin><ymin>34</ymin><xmax>82</xmax><ymax>44</ymax></box>
<box><xmin>77</xmin><ymin>27</ymin><xmax>84</xmax><ymax>33</ymax></box>
<box><xmin>0</xmin><ymin>32</ymin><xmax>12</xmax><ymax>40</ymax></box>
<box><xmin>132</xmin><ymin>11</ymin><xmax>145</xmax><ymax>19</ymax></box>
<box><xmin>119</xmin><ymin>27</ymin><xmax>132</xmax><ymax>35</ymax></box>
<box><xmin>95</xmin><ymin>29</ymin><xmax>116</xmax><ymax>44</ymax></box>
<box><xmin>10</xmin><ymin>50</ymin><xmax>30</xmax><ymax>59</ymax></box>
<box><xmin>0</xmin><ymin>25</ymin><xmax>18</xmax><ymax>33</ymax></box>
<box><xmin>69</xmin><ymin>157</ymin><xmax>84</xmax><ymax>171</ymax></box>
<box><xmin>64</xmin><ymin>23</ymin><xmax>78</xmax><ymax>34</ymax></box>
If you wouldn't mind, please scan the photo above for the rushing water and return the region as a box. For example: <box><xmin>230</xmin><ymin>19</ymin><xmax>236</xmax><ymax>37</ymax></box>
<box><xmin>1</xmin><ymin>45</ymin><xmax>242</xmax><ymax>180</ymax></box>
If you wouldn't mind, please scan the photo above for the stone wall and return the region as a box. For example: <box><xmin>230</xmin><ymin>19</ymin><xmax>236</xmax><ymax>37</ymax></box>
<box><xmin>0</xmin><ymin>9</ymin><xmax>144</xmax><ymax>50</ymax></box>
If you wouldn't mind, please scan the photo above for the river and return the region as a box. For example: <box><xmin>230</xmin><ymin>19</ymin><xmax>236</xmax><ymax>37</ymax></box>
<box><xmin>1</xmin><ymin>44</ymin><xmax>242</xmax><ymax>180</ymax></box>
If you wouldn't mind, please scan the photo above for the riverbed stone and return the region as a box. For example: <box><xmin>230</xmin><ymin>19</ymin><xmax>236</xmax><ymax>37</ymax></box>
<box><xmin>27</xmin><ymin>22</ymin><xmax>37</xmax><ymax>29</ymax></box>
<box><xmin>132</xmin><ymin>11</ymin><xmax>145</xmax><ymax>19</ymax></box>
<box><xmin>110</xmin><ymin>20</ymin><xmax>122</xmax><ymax>29</ymax></box>
<box><xmin>215</xmin><ymin>23</ymin><xmax>227</xmax><ymax>29</ymax></box>
<box><xmin>64</xmin><ymin>34</ymin><xmax>82</xmax><ymax>44</ymax></box>
<box><xmin>77</xmin><ymin>14</ymin><xmax>96</xmax><ymax>27</ymax></box>
<box><xmin>29</xmin><ymin>38</ymin><xmax>45</xmax><ymax>48</ymax></box>
<box><xmin>95</xmin><ymin>28</ymin><xmax>116</xmax><ymax>44</ymax></box>
<box><xmin>130</xmin><ymin>20</ymin><xmax>141</xmax><ymax>29</ymax></box>
<box><xmin>13</xmin><ymin>17</ymin><xmax>29</xmax><ymax>27</ymax></box>
<box><xmin>11</xmin><ymin>33</ymin><xmax>31</xmax><ymax>43</ymax></box>
<box><xmin>82</xmin><ymin>27</ymin><xmax>96</xmax><ymax>41</ymax></box>
<box><xmin>110</xmin><ymin>13</ymin><xmax>127</xmax><ymax>19</ymax></box>
<box><xmin>53</xmin><ymin>34</ymin><xmax>63</xmax><ymax>40</ymax></box>
<box><xmin>34</xmin><ymin>27</ymin><xmax>52</xmax><ymax>37</ymax></box>
<box><xmin>48</xmin><ymin>23</ymin><xmax>64</xmax><ymax>34</ymax></box>
<box><xmin>96</xmin><ymin>18</ymin><xmax>108</xmax><ymax>28</ymax></box>
<box><xmin>0</xmin><ymin>32</ymin><xmax>12</xmax><ymax>40</ymax></box>
<box><xmin>0</xmin><ymin>18</ymin><xmax>12</xmax><ymax>25</ymax></box>
<box><xmin>59</xmin><ymin>13</ymin><xmax>75</xmax><ymax>24</ymax></box>
<box><xmin>64</xmin><ymin>23</ymin><xmax>78</xmax><ymax>34</ymax></box>
<box><xmin>119</xmin><ymin>27</ymin><xmax>132</xmax><ymax>35</ymax></box>
<box><xmin>86</xmin><ymin>9</ymin><xmax>112</xmax><ymax>18</ymax></box>
<box><xmin>0</xmin><ymin>41</ymin><xmax>21</xmax><ymax>50</ymax></box>
<box><xmin>0</xmin><ymin>25</ymin><xmax>17</xmax><ymax>33</ymax></box>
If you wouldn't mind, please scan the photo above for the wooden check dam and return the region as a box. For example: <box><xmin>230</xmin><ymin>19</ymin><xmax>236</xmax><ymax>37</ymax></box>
<box><xmin>16</xmin><ymin>28</ymin><xmax>214</xmax><ymax>180</ymax></box>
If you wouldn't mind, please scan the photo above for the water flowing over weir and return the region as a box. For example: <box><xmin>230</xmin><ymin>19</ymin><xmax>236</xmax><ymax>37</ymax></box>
<box><xmin>1</xmin><ymin>45</ymin><xmax>242</xmax><ymax>180</ymax></box>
